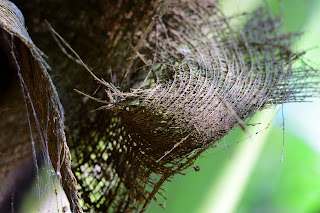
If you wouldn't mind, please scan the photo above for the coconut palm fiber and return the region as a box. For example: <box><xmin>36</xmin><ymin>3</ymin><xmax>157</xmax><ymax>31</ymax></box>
<box><xmin>0</xmin><ymin>0</ymin><xmax>81</xmax><ymax>211</ymax></box>
<box><xmin>1</xmin><ymin>0</ymin><xmax>319</xmax><ymax>212</ymax></box>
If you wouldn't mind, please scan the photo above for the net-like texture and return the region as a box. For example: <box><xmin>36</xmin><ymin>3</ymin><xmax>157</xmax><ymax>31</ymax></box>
<box><xmin>1</xmin><ymin>0</ymin><xmax>319</xmax><ymax>213</ymax></box>
<box><xmin>77</xmin><ymin>1</ymin><xmax>318</xmax><ymax>211</ymax></box>
<box><xmin>108</xmin><ymin>3</ymin><xmax>319</xmax><ymax>143</ymax></box>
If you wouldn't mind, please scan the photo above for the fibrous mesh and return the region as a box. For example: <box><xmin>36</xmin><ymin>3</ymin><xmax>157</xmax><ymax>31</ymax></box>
<box><xmin>72</xmin><ymin>1</ymin><xmax>318</xmax><ymax>212</ymax></box>
<box><xmin>1</xmin><ymin>0</ymin><xmax>319</xmax><ymax>212</ymax></box>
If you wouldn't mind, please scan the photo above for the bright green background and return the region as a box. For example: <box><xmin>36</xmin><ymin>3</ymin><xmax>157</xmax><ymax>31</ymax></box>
<box><xmin>146</xmin><ymin>0</ymin><xmax>320</xmax><ymax>212</ymax></box>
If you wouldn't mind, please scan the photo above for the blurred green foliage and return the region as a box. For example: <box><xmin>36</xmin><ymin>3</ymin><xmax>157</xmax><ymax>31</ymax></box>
<box><xmin>147</xmin><ymin>125</ymin><xmax>320</xmax><ymax>213</ymax></box>
<box><xmin>238</xmin><ymin>127</ymin><xmax>320</xmax><ymax>213</ymax></box>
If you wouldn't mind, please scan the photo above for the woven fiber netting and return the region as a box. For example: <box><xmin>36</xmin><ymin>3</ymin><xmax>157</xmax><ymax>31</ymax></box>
<box><xmin>1</xmin><ymin>0</ymin><xmax>319</xmax><ymax>212</ymax></box>
<box><xmin>74</xmin><ymin>1</ymin><xmax>319</xmax><ymax>211</ymax></box>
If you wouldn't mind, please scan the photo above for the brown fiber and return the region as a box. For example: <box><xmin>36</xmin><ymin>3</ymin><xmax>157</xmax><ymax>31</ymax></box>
<box><xmin>1</xmin><ymin>0</ymin><xmax>319</xmax><ymax>212</ymax></box>
<box><xmin>0</xmin><ymin>0</ymin><xmax>81</xmax><ymax>212</ymax></box>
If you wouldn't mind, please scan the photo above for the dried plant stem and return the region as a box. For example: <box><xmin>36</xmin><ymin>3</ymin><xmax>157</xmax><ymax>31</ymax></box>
<box><xmin>47</xmin><ymin>21</ymin><xmax>118</xmax><ymax>95</ymax></box>
<box><xmin>156</xmin><ymin>134</ymin><xmax>190</xmax><ymax>162</ymax></box>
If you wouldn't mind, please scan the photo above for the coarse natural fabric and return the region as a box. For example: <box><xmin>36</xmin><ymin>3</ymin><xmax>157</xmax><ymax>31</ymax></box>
<box><xmin>0</xmin><ymin>0</ymin><xmax>319</xmax><ymax>212</ymax></box>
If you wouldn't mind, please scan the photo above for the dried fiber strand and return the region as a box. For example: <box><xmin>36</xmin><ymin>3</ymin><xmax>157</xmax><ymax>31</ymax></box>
<box><xmin>0</xmin><ymin>1</ymin><xmax>82</xmax><ymax>212</ymax></box>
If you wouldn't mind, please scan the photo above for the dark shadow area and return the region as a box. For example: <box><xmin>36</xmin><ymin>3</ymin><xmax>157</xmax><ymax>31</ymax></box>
<box><xmin>0</xmin><ymin>156</ymin><xmax>40</xmax><ymax>213</ymax></box>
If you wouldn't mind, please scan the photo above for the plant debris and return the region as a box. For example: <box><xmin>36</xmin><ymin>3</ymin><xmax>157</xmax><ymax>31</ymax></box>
<box><xmin>0</xmin><ymin>0</ymin><xmax>319</xmax><ymax>212</ymax></box>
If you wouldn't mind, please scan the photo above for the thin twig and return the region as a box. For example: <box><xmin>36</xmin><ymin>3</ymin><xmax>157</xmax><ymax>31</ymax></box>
<box><xmin>74</xmin><ymin>89</ymin><xmax>109</xmax><ymax>104</ymax></box>
<box><xmin>281</xmin><ymin>103</ymin><xmax>285</xmax><ymax>162</ymax></box>
<box><xmin>46</xmin><ymin>21</ymin><xmax>117</xmax><ymax>93</ymax></box>
<box><xmin>156</xmin><ymin>134</ymin><xmax>190</xmax><ymax>162</ymax></box>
